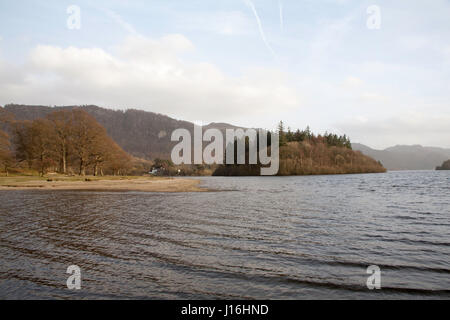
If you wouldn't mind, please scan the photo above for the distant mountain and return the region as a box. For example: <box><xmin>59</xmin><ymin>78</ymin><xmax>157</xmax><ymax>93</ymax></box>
<box><xmin>352</xmin><ymin>143</ymin><xmax>450</xmax><ymax>170</ymax></box>
<box><xmin>2</xmin><ymin>104</ymin><xmax>243</xmax><ymax>160</ymax></box>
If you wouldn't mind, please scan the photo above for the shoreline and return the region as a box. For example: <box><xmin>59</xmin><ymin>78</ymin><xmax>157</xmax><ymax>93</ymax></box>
<box><xmin>0</xmin><ymin>176</ymin><xmax>209</xmax><ymax>192</ymax></box>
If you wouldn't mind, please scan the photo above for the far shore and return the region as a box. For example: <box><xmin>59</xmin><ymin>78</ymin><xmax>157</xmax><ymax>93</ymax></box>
<box><xmin>0</xmin><ymin>175</ymin><xmax>209</xmax><ymax>192</ymax></box>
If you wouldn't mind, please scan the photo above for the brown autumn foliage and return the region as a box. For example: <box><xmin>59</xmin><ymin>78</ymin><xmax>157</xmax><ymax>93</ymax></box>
<box><xmin>47</xmin><ymin>110</ymin><xmax>72</xmax><ymax>174</ymax></box>
<box><xmin>277</xmin><ymin>141</ymin><xmax>386</xmax><ymax>175</ymax></box>
<box><xmin>0</xmin><ymin>109</ymin><xmax>15</xmax><ymax>175</ymax></box>
<box><xmin>69</xmin><ymin>109</ymin><xmax>115</xmax><ymax>176</ymax></box>
<box><xmin>4</xmin><ymin>109</ymin><xmax>139</xmax><ymax>176</ymax></box>
<box><xmin>0</xmin><ymin>129</ymin><xmax>14</xmax><ymax>176</ymax></box>
<box><xmin>28</xmin><ymin>119</ymin><xmax>58</xmax><ymax>176</ymax></box>
<box><xmin>1</xmin><ymin>106</ymin><xmax>208</xmax><ymax>177</ymax></box>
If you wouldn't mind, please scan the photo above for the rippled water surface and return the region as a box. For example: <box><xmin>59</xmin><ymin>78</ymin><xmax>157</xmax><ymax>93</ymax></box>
<box><xmin>1</xmin><ymin>171</ymin><xmax>449</xmax><ymax>299</ymax></box>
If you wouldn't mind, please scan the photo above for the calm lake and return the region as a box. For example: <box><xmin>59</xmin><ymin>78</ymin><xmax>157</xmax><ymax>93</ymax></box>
<box><xmin>0</xmin><ymin>171</ymin><xmax>449</xmax><ymax>299</ymax></box>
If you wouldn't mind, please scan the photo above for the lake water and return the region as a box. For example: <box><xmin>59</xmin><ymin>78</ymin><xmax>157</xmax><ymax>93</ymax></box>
<box><xmin>0</xmin><ymin>171</ymin><xmax>449</xmax><ymax>299</ymax></box>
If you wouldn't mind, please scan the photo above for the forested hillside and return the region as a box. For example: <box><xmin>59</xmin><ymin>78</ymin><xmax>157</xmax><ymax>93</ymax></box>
<box><xmin>2</xmin><ymin>105</ymin><xmax>386</xmax><ymax>176</ymax></box>
<box><xmin>3</xmin><ymin>104</ymin><xmax>241</xmax><ymax>159</ymax></box>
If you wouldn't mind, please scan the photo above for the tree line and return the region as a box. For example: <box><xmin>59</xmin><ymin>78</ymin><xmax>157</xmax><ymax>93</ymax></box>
<box><xmin>0</xmin><ymin>108</ymin><xmax>132</xmax><ymax>176</ymax></box>
<box><xmin>277</xmin><ymin>121</ymin><xmax>352</xmax><ymax>149</ymax></box>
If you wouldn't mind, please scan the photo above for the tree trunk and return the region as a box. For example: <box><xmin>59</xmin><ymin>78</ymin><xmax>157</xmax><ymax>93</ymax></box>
<box><xmin>62</xmin><ymin>145</ymin><xmax>67</xmax><ymax>174</ymax></box>
<box><xmin>79</xmin><ymin>159</ymin><xmax>85</xmax><ymax>176</ymax></box>
<box><xmin>40</xmin><ymin>154</ymin><xmax>44</xmax><ymax>177</ymax></box>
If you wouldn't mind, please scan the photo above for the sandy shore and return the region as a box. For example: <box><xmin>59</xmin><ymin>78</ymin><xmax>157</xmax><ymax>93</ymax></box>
<box><xmin>0</xmin><ymin>176</ymin><xmax>208</xmax><ymax>192</ymax></box>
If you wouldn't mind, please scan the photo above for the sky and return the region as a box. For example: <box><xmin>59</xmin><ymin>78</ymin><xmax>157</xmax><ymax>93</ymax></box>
<box><xmin>0</xmin><ymin>0</ymin><xmax>449</xmax><ymax>149</ymax></box>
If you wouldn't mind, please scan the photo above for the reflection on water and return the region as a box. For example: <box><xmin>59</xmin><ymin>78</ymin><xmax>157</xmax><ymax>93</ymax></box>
<box><xmin>0</xmin><ymin>171</ymin><xmax>449</xmax><ymax>299</ymax></box>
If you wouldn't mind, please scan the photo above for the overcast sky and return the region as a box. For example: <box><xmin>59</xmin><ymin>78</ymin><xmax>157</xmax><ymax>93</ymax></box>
<box><xmin>0</xmin><ymin>0</ymin><xmax>449</xmax><ymax>149</ymax></box>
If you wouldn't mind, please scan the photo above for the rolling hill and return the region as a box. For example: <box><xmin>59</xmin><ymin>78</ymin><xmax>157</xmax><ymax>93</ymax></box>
<box><xmin>2</xmin><ymin>104</ymin><xmax>242</xmax><ymax>160</ymax></box>
<box><xmin>352</xmin><ymin>143</ymin><xmax>450</xmax><ymax>170</ymax></box>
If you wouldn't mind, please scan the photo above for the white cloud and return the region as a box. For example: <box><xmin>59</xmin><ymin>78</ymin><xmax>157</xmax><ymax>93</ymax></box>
<box><xmin>358</xmin><ymin>92</ymin><xmax>387</xmax><ymax>103</ymax></box>
<box><xmin>342</xmin><ymin>76</ymin><xmax>363</xmax><ymax>88</ymax></box>
<box><xmin>0</xmin><ymin>34</ymin><xmax>300</xmax><ymax>123</ymax></box>
<box><xmin>336</xmin><ymin>76</ymin><xmax>387</xmax><ymax>104</ymax></box>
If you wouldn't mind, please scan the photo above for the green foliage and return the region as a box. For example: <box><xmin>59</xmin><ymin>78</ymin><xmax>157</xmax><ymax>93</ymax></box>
<box><xmin>277</xmin><ymin>121</ymin><xmax>287</xmax><ymax>147</ymax></box>
<box><xmin>279</xmin><ymin>122</ymin><xmax>352</xmax><ymax>149</ymax></box>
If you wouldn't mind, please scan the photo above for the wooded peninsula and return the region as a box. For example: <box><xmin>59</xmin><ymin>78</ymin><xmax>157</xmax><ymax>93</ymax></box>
<box><xmin>213</xmin><ymin>121</ymin><xmax>386</xmax><ymax>176</ymax></box>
